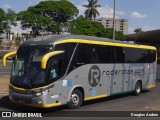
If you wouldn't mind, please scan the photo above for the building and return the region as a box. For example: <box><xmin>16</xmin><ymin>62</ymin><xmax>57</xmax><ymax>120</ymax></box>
<box><xmin>97</xmin><ymin>18</ymin><xmax>128</xmax><ymax>35</ymax></box>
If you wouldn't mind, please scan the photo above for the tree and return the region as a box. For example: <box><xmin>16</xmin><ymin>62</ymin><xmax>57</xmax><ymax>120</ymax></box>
<box><xmin>82</xmin><ymin>0</ymin><xmax>101</xmax><ymax>20</ymax></box>
<box><xmin>69</xmin><ymin>16</ymin><xmax>105</xmax><ymax>36</ymax></box>
<box><xmin>134</xmin><ymin>28</ymin><xmax>142</xmax><ymax>34</ymax></box>
<box><xmin>0</xmin><ymin>8</ymin><xmax>17</xmax><ymax>33</ymax></box>
<box><xmin>100</xmin><ymin>28</ymin><xmax>126</xmax><ymax>40</ymax></box>
<box><xmin>18</xmin><ymin>11</ymin><xmax>54</xmax><ymax>36</ymax></box>
<box><xmin>69</xmin><ymin>16</ymin><xmax>126</xmax><ymax>41</ymax></box>
<box><xmin>17</xmin><ymin>0</ymin><xmax>79</xmax><ymax>36</ymax></box>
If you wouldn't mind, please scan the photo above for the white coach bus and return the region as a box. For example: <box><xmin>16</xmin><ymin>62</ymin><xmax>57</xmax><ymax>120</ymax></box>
<box><xmin>2</xmin><ymin>34</ymin><xmax>157</xmax><ymax>109</ymax></box>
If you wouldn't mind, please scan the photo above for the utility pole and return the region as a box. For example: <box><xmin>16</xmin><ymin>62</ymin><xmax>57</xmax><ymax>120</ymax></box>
<box><xmin>113</xmin><ymin>0</ymin><xmax>116</xmax><ymax>40</ymax></box>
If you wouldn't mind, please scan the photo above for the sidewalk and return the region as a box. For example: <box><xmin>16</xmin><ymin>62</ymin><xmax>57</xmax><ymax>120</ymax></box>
<box><xmin>0</xmin><ymin>75</ymin><xmax>10</xmax><ymax>97</ymax></box>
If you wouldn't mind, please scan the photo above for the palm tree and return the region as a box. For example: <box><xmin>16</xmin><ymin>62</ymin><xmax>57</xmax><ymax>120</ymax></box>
<box><xmin>82</xmin><ymin>0</ymin><xmax>101</xmax><ymax>20</ymax></box>
<box><xmin>134</xmin><ymin>28</ymin><xmax>142</xmax><ymax>34</ymax></box>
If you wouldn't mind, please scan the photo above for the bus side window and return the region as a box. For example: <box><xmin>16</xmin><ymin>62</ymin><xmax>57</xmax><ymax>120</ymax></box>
<box><xmin>146</xmin><ymin>50</ymin><xmax>156</xmax><ymax>63</ymax></box>
<box><xmin>73</xmin><ymin>44</ymin><xmax>99</xmax><ymax>68</ymax></box>
<box><xmin>114</xmin><ymin>47</ymin><xmax>125</xmax><ymax>63</ymax></box>
<box><xmin>97</xmin><ymin>45</ymin><xmax>114</xmax><ymax>63</ymax></box>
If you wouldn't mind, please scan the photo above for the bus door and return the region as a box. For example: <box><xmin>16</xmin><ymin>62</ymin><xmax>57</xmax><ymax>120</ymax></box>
<box><xmin>110</xmin><ymin>47</ymin><xmax>125</xmax><ymax>94</ymax></box>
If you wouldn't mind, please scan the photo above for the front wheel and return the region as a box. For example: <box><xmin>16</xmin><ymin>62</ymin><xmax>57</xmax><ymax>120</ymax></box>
<box><xmin>134</xmin><ymin>81</ymin><xmax>142</xmax><ymax>96</ymax></box>
<box><xmin>67</xmin><ymin>89</ymin><xmax>83</xmax><ymax>109</ymax></box>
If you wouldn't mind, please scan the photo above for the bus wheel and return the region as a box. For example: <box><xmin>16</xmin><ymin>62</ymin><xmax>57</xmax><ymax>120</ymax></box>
<box><xmin>134</xmin><ymin>81</ymin><xmax>142</xmax><ymax>96</ymax></box>
<box><xmin>67</xmin><ymin>89</ymin><xmax>83</xmax><ymax>109</ymax></box>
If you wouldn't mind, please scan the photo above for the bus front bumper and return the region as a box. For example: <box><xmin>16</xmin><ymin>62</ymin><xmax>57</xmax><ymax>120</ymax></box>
<box><xmin>9</xmin><ymin>92</ymin><xmax>62</xmax><ymax>108</ymax></box>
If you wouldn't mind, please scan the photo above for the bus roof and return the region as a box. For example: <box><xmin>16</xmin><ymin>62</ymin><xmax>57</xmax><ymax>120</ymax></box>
<box><xmin>20</xmin><ymin>34</ymin><xmax>156</xmax><ymax>50</ymax></box>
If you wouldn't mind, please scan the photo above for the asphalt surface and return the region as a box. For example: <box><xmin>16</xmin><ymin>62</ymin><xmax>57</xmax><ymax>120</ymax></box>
<box><xmin>0</xmin><ymin>82</ymin><xmax>160</xmax><ymax>117</ymax></box>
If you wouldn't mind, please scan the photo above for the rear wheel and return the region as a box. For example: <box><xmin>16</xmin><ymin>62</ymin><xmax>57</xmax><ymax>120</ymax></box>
<box><xmin>134</xmin><ymin>81</ymin><xmax>142</xmax><ymax>96</ymax></box>
<box><xmin>67</xmin><ymin>89</ymin><xmax>83</xmax><ymax>109</ymax></box>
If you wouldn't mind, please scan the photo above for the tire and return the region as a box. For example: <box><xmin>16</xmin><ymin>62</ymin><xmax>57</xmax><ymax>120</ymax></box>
<box><xmin>134</xmin><ymin>81</ymin><xmax>142</xmax><ymax>96</ymax></box>
<box><xmin>67</xmin><ymin>89</ymin><xmax>83</xmax><ymax>109</ymax></box>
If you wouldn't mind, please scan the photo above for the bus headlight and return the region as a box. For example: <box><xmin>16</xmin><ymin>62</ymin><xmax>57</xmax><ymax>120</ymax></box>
<box><xmin>34</xmin><ymin>92</ymin><xmax>42</xmax><ymax>96</ymax></box>
<box><xmin>34</xmin><ymin>90</ymin><xmax>48</xmax><ymax>96</ymax></box>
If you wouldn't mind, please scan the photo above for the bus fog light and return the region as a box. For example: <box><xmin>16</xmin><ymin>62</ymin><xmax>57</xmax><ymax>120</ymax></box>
<box><xmin>38</xmin><ymin>100</ymin><xmax>42</xmax><ymax>104</ymax></box>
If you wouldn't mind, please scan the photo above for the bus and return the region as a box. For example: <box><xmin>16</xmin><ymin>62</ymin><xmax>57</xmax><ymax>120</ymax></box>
<box><xmin>2</xmin><ymin>34</ymin><xmax>157</xmax><ymax>109</ymax></box>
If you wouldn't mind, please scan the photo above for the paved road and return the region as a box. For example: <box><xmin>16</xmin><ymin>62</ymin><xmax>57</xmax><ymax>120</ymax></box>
<box><xmin>0</xmin><ymin>82</ymin><xmax>160</xmax><ymax>118</ymax></box>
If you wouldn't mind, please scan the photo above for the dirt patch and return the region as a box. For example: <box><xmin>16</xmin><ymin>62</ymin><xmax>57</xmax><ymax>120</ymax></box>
<box><xmin>0</xmin><ymin>75</ymin><xmax>10</xmax><ymax>90</ymax></box>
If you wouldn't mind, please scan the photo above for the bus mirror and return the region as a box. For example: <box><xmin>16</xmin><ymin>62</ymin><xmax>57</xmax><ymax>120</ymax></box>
<box><xmin>41</xmin><ymin>50</ymin><xmax>64</xmax><ymax>69</ymax></box>
<box><xmin>2</xmin><ymin>51</ymin><xmax>17</xmax><ymax>67</ymax></box>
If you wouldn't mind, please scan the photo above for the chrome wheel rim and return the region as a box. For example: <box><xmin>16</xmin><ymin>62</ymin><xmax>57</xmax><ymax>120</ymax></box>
<box><xmin>136</xmin><ymin>85</ymin><xmax>141</xmax><ymax>93</ymax></box>
<box><xmin>71</xmin><ymin>93</ymin><xmax>79</xmax><ymax>105</ymax></box>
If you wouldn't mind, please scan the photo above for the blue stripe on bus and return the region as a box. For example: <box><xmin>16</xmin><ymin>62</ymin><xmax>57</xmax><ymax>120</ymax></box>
<box><xmin>121</xmin><ymin>64</ymin><xmax>125</xmax><ymax>92</ymax></box>
<box><xmin>110</xmin><ymin>64</ymin><xmax>116</xmax><ymax>95</ymax></box>
<box><xmin>128</xmin><ymin>64</ymin><xmax>145</xmax><ymax>91</ymax></box>
<box><xmin>146</xmin><ymin>64</ymin><xmax>150</xmax><ymax>87</ymax></box>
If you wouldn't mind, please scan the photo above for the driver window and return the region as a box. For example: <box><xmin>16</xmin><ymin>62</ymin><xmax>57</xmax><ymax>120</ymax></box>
<box><xmin>47</xmin><ymin>53</ymin><xmax>67</xmax><ymax>82</ymax></box>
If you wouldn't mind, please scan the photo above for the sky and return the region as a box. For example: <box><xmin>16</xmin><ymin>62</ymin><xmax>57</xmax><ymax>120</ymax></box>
<box><xmin>0</xmin><ymin>0</ymin><xmax>160</xmax><ymax>34</ymax></box>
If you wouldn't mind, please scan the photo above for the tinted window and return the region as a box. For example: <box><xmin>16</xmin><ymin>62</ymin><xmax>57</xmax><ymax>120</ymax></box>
<box><xmin>54</xmin><ymin>43</ymin><xmax>77</xmax><ymax>64</ymax></box>
<box><xmin>69</xmin><ymin>43</ymin><xmax>156</xmax><ymax>71</ymax></box>
<box><xmin>47</xmin><ymin>53</ymin><xmax>66</xmax><ymax>83</ymax></box>
<box><xmin>147</xmin><ymin>50</ymin><xmax>156</xmax><ymax>63</ymax></box>
<box><xmin>72</xmin><ymin>44</ymin><xmax>114</xmax><ymax>69</ymax></box>
<box><xmin>46</xmin><ymin>43</ymin><xmax>77</xmax><ymax>82</ymax></box>
<box><xmin>124</xmin><ymin>48</ymin><xmax>156</xmax><ymax>63</ymax></box>
<box><xmin>73</xmin><ymin>44</ymin><xmax>98</xmax><ymax>68</ymax></box>
<box><xmin>114</xmin><ymin>47</ymin><xmax>125</xmax><ymax>63</ymax></box>
<box><xmin>97</xmin><ymin>45</ymin><xmax>114</xmax><ymax>63</ymax></box>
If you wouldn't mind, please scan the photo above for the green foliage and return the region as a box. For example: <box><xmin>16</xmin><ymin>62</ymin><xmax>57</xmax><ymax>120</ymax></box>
<box><xmin>69</xmin><ymin>16</ymin><xmax>126</xmax><ymax>41</ymax></box>
<box><xmin>115</xmin><ymin>31</ymin><xmax>126</xmax><ymax>40</ymax></box>
<box><xmin>134</xmin><ymin>28</ymin><xmax>142</xmax><ymax>34</ymax></box>
<box><xmin>101</xmin><ymin>28</ymin><xmax>126</xmax><ymax>41</ymax></box>
<box><xmin>69</xmin><ymin>16</ymin><xmax>105</xmax><ymax>36</ymax></box>
<box><xmin>18</xmin><ymin>11</ymin><xmax>54</xmax><ymax>35</ymax></box>
<box><xmin>0</xmin><ymin>8</ymin><xmax>17</xmax><ymax>33</ymax></box>
<box><xmin>17</xmin><ymin>0</ymin><xmax>79</xmax><ymax>36</ymax></box>
<box><xmin>82</xmin><ymin>0</ymin><xmax>101</xmax><ymax>20</ymax></box>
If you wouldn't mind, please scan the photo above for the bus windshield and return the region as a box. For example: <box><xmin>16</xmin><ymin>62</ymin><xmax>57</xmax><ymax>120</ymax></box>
<box><xmin>11</xmin><ymin>46</ymin><xmax>53</xmax><ymax>88</ymax></box>
<box><xmin>10</xmin><ymin>43</ymin><xmax>77</xmax><ymax>88</ymax></box>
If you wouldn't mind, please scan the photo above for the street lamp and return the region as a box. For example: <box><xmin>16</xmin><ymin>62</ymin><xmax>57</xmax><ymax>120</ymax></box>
<box><xmin>113</xmin><ymin>0</ymin><xmax>116</xmax><ymax>40</ymax></box>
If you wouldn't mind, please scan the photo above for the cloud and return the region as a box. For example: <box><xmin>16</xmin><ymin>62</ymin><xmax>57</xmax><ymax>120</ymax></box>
<box><xmin>97</xmin><ymin>4</ymin><xmax>125</xmax><ymax>18</ymax></box>
<box><xmin>131</xmin><ymin>12</ymin><xmax>147</xmax><ymax>18</ymax></box>
<box><xmin>77</xmin><ymin>3</ymin><xmax>125</xmax><ymax>19</ymax></box>
<box><xmin>3</xmin><ymin>4</ymin><xmax>12</xmax><ymax>9</ymax></box>
<box><xmin>29</xmin><ymin>1</ymin><xmax>33</xmax><ymax>5</ymax></box>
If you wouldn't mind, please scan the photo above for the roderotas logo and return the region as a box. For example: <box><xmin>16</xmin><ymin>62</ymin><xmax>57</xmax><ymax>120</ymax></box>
<box><xmin>88</xmin><ymin>65</ymin><xmax>101</xmax><ymax>87</ymax></box>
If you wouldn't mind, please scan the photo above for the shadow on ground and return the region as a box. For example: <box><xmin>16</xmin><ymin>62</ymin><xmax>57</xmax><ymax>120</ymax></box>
<box><xmin>0</xmin><ymin>90</ymin><xmax>149</xmax><ymax>114</ymax></box>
